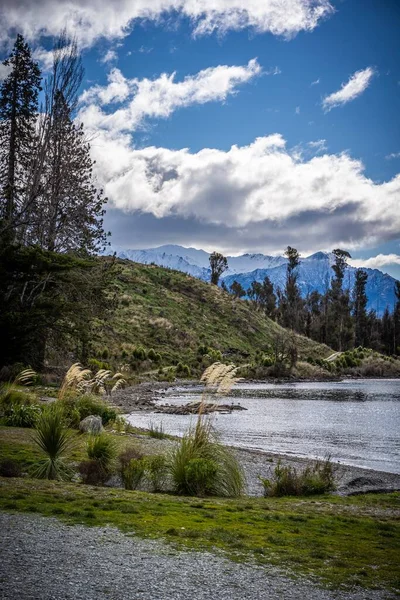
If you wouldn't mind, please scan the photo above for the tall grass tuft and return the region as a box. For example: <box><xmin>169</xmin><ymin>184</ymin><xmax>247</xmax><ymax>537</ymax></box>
<box><xmin>259</xmin><ymin>458</ymin><xmax>336</xmax><ymax>497</ymax></box>
<box><xmin>148</xmin><ymin>421</ymin><xmax>166</xmax><ymax>439</ymax></box>
<box><xmin>170</xmin><ymin>362</ymin><xmax>245</xmax><ymax>498</ymax></box>
<box><xmin>31</xmin><ymin>405</ymin><xmax>74</xmax><ymax>480</ymax></box>
<box><xmin>86</xmin><ymin>433</ymin><xmax>117</xmax><ymax>473</ymax></box>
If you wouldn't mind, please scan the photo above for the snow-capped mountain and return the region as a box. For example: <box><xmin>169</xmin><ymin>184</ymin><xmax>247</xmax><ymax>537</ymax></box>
<box><xmin>106</xmin><ymin>245</ymin><xmax>398</xmax><ymax>316</ymax></box>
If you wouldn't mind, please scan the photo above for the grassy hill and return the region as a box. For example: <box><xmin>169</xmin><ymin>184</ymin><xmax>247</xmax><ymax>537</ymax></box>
<box><xmin>88</xmin><ymin>259</ymin><xmax>331</xmax><ymax>376</ymax></box>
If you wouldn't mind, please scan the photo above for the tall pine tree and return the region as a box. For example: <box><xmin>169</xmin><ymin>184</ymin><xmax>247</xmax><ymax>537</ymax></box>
<box><xmin>327</xmin><ymin>249</ymin><xmax>354</xmax><ymax>351</ymax></box>
<box><xmin>353</xmin><ymin>269</ymin><xmax>368</xmax><ymax>347</ymax></box>
<box><xmin>0</xmin><ymin>34</ymin><xmax>41</xmax><ymax>242</ymax></box>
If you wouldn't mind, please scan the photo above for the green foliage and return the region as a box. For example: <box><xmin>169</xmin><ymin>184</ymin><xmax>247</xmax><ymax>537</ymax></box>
<box><xmin>86</xmin><ymin>433</ymin><xmax>117</xmax><ymax>473</ymax></box>
<box><xmin>176</xmin><ymin>362</ymin><xmax>191</xmax><ymax>377</ymax></box>
<box><xmin>260</xmin><ymin>458</ymin><xmax>336</xmax><ymax>497</ymax></box>
<box><xmin>145</xmin><ymin>454</ymin><xmax>168</xmax><ymax>492</ymax></box>
<box><xmin>87</xmin><ymin>358</ymin><xmax>109</xmax><ymax>371</ymax></box>
<box><xmin>148</xmin><ymin>421</ymin><xmax>166</xmax><ymax>439</ymax></box>
<box><xmin>132</xmin><ymin>346</ymin><xmax>147</xmax><ymax>361</ymax></box>
<box><xmin>59</xmin><ymin>393</ymin><xmax>117</xmax><ymax>427</ymax></box>
<box><xmin>184</xmin><ymin>458</ymin><xmax>218</xmax><ymax>497</ymax></box>
<box><xmin>31</xmin><ymin>405</ymin><xmax>74</xmax><ymax>480</ymax></box>
<box><xmin>121</xmin><ymin>458</ymin><xmax>146</xmax><ymax>490</ymax></box>
<box><xmin>3</xmin><ymin>403</ymin><xmax>41</xmax><ymax>428</ymax></box>
<box><xmin>170</xmin><ymin>418</ymin><xmax>244</xmax><ymax>497</ymax></box>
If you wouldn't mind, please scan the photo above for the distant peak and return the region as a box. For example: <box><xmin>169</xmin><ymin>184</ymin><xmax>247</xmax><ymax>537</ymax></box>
<box><xmin>307</xmin><ymin>251</ymin><xmax>330</xmax><ymax>260</ymax></box>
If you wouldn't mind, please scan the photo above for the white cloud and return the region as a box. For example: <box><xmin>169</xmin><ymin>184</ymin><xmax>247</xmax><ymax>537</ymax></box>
<box><xmin>79</xmin><ymin>59</ymin><xmax>262</xmax><ymax>132</ymax></box>
<box><xmin>32</xmin><ymin>47</ymin><xmax>54</xmax><ymax>71</ymax></box>
<box><xmin>295</xmin><ymin>106</ymin><xmax>300</xmax><ymax>114</ymax></box>
<box><xmin>308</xmin><ymin>139</ymin><xmax>327</xmax><ymax>153</ymax></box>
<box><xmin>266</xmin><ymin>66</ymin><xmax>282</xmax><ymax>76</ymax></box>
<box><xmin>0</xmin><ymin>63</ymin><xmax>11</xmax><ymax>80</ymax></box>
<box><xmin>322</xmin><ymin>67</ymin><xmax>375</xmax><ymax>111</ymax></box>
<box><xmin>311</xmin><ymin>78</ymin><xmax>320</xmax><ymax>86</ymax></box>
<box><xmin>101</xmin><ymin>49</ymin><xmax>118</xmax><ymax>64</ymax></box>
<box><xmin>85</xmin><ymin>129</ymin><xmax>400</xmax><ymax>253</ymax></box>
<box><xmin>386</xmin><ymin>152</ymin><xmax>400</xmax><ymax>160</ymax></box>
<box><xmin>0</xmin><ymin>0</ymin><xmax>334</xmax><ymax>49</ymax></box>
<box><xmin>349</xmin><ymin>254</ymin><xmax>400</xmax><ymax>270</ymax></box>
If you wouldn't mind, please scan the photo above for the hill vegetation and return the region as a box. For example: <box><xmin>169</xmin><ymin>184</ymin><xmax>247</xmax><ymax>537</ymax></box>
<box><xmin>87</xmin><ymin>258</ymin><xmax>333</xmax><ymax>379</ymax></box>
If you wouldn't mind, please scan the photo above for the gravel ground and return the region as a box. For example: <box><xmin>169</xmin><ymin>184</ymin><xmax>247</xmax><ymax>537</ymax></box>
<box><xmin>0</xmin><ymin>512</ymin><xmax>396</xmax><ymax>600</ymax></box>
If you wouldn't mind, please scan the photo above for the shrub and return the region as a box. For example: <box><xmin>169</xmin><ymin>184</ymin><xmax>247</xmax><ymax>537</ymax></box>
<box><xmin>118</xmin><ymin>446</ymin><xmax>144</xmax><ymax>470</ymax></box>
<box><xmin>86</xmin><ymin>433</ymin><xmax>117</xmax><ymax>473</ymax></box>
<box><xmin>120</xmin><ymin>295</ymin><xmax>131</xmax><ymax>307</ymax></box>
<box><xmin>78</xmin><ymin>459</ymin><xmax>108</xmax><ymax>485</ymax></box>
<box><xmin>145</xmin><ymin>454</ymin><xmax>168</xmax><ymax>492</ymax></box>
<box><xmin>147</xmin><ymin>348</ymin><xmax>157</xmax><ymax>361</ymax></box>
<box><xmin>3</xmin><ymin>403</ymin><xmax>41</xmax><ymax>428</ymax></box>
<box><xmin>132</xmin><ymin>346</ymin><xmax>147</xmax><ymax>361</ymax></box>
<box><xmin>31</xmin><ymin>405</ymin><xmax>74</xmax><ymax>480</ymax></box>
<box><xmin>121</xmin><ymin>458</ymin><xmax>146</xmax><ymax>490</ymax></box>
<box><xmin>176</xmin><ymin>363</ymin><xmax>191</xmax><ymax>377</ymax></box>
<box><xmin>60</xmin><ymin>393</ymin><xmax>118</xmax><ymax>427</ymax></box>
<box><xmin>259</xmin><ymin>458</ymin><xmax>336</xmax><ymax>497</ymax></box>
<box><xmin>0</xmin><ymin>458</ymin><xmax>22</xmax><ymax>478</ymax></box>
<box><xmin>184</xmin><ymin>458</ymin><xmax>218</xmax><ymax>497</ymax></box>
<box><xmin>0</xmin><ymin>384</ymin><xmax>36</xmax><ymax>413</ymax></box>
<box><xmin>101</xmin><ymin>348</ymin><xmax>109</xmax><ymax>360</ymax></box>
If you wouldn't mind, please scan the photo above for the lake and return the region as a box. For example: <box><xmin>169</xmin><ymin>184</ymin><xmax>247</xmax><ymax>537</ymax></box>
<box><xmin>127</xmin><ymin>379</ymin><xmax>400</xmax><ymax>474</ymax></box>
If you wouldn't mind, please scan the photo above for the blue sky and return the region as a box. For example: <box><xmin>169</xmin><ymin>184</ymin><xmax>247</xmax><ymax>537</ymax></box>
<box><xmin>1</xmin><ymin>0</ymin><xmax>399</xmax><ymax>277</ymax></box>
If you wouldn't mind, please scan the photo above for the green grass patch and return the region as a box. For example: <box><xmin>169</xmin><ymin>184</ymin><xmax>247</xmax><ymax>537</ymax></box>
<box><xmin>0</xmin><ymin>477</ymin><xmax>398</xmax><ymax>593</ymax></box>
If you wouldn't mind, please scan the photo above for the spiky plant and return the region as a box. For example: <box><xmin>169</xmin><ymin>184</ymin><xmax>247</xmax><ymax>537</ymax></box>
<box><xmin>31</xmin><ymin>405</ymin><xmax>74</xmax><ymax>480</ymax></box>
<box><xmin>14</xmin><ymin>368</ymin><xmax>37</xmax><ymax>386</ymax></box>
<box><xmin>86</xmin><ymin>433</ymin><xmax>117</xmax><ymax>473</ymax></box>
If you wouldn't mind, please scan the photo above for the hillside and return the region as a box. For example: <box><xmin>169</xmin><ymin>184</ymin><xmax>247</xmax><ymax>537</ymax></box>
<box><xmin>107</xmin><ymin>245</ymin><xmax>399</xmax><ymax>316</ymax></box>
<box><xmin>91</xmin><ymin>259</ymin><xmax>332</xmax><ymax>372</ymax></box>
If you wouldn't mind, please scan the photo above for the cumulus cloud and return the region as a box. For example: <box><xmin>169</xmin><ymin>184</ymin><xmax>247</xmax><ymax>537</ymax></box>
<box><xmin>100</xmin><ymin>49</ymin><xmax>118</xmax><ymax>64</ymax></box>
<box><xmin>322</xmin><ymin>67</ymin><xmax>375</xmax><ymax>111</ymax></box>
<box><xmin>79</xmin><ymin>59</ymin><xmax>262</xmax><ymax>131</ymax></box>
<box><xmin>349</xmin><ymin>254</ymin><xmax>400</xmax><ymax>270</ymax></box>
<box><xmin>0</xmin><ymin>0</ymin><xmax>334</xmax><ymax>49</ymax></box>
<box><xmin>86</xmin><ymin>128</ymin><xmax>400</xmax><ymax>254</ymax></box>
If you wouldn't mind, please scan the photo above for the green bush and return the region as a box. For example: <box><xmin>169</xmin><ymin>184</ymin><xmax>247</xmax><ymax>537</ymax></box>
<box><xmin>86</xmin><ymin>433</ymin><xmax>117</xmax><ymax>473</ymax></box>
<box><xmin>132</xmin><ymin>346</ymin><xmax>147</xmax><ymax>361</ymax></box>
<box><xmin>259</xmin><ymin>458</ymin><xmax>336</xmax><ymax>497</ymax></box>
<box><xmin>184</xmin><ymin>458</ymin><xmax>218</xmax><ymax>497</ymax></box>
<box><xmin>59</xmin><ymin>394</ymin><xmax>117</xmax><ymax>427</ymax></box>
<box><xmin>145</xmin><ymin>454</ymin><xmax>168</xmax><ymax>492</ymax></box>
<box><xmin>3</xmin><ymin>403</ymin><xmax>41</xmax><ymax>427</ymax></box>
<box><xmin>121</xmin><ymin>458</ymin><xmax>146</xmax><ymax>490</ymax></box>
<box><xmin>31</xmin><ymin>405</ymin><xmax>74</xmax><ymax>480</ymax></box>
<box><xmin>176</xmin><ymin>363</ymin><xmax>191</xmax><ymax>377</ymax></box>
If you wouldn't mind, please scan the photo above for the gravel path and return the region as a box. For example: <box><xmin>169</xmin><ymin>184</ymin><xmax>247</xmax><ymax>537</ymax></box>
<box><xmin>0</xmin><ymin>512</ymin><xmax>395</xmax><ymax>600</ymax></box>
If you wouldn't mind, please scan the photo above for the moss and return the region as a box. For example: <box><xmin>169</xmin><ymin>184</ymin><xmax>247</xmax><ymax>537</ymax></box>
<box><xmin>0</xmin><ymin>476</ymin><xmax>398</xmax><ymax>592</ymax></box>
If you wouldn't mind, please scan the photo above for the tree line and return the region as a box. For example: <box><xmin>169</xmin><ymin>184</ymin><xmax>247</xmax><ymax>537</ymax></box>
<box><xmin>0</xmin><ymin>33</ymin><xmax>112</xmax><ymax>370</ymax></box>
<box><xmin>209</xmin><ymin>249</ymin><xmax>400</xmax><ymax>355</ymax></box>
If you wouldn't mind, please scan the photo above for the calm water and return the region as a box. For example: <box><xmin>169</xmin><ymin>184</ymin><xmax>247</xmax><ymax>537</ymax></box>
<box><xmin>127</xmin><ymin>379</ymin><xmax>400</xmax><ymax>474</ymax></box>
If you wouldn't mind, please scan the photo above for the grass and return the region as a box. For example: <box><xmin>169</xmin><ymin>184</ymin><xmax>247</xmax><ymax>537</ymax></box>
<box><xmin>0</xmin><ymin>477</ymin><xmax>398</xmax><ymax>592</ymax></box>
<box><xmin>90</xmin><ymin>259</ymin><xmax>332</xmax><ymax>371</ymax></box>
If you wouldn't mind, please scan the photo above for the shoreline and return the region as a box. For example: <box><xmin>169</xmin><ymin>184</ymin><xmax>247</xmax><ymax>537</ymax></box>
<box><xmin>111</xmin><ymin>379</ymin><xmax>400</xmax><ymax>497</ymax></box>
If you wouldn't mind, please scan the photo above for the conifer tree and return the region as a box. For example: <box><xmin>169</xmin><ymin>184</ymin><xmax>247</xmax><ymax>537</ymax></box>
<box><xmin>327</xmin><ymin>249</ymin><xmax>353</xmax><ymax>351</ymax></box>
<box><xmin>279</xmin><ymin>246</ymin><xmax>303</xmax><ymax>332</ymax></box>
<box><xmin>0</xmin><ymin>34</ymin><xmax>41</xmax><ymax>241</ymax></box>
<box><xmin>353</xmin><ymin>269</ymin><xmax>368</xmax><ymax>347</ymax></box>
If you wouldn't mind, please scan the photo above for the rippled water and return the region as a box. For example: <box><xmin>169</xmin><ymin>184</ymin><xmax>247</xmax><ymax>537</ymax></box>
<box><xmin>127</xmin><ymin>379</ymin><xmax>400</xmax><ymax>474</ymax></box>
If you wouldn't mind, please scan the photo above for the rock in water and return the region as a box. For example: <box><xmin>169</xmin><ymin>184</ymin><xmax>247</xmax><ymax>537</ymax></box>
<box><xmin>79</xmin><ymin>415</ymin><xmax>103</xmax><ymax>434</ymax></box>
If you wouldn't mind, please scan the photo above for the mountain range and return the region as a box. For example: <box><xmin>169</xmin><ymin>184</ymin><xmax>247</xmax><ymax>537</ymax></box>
<box><xmin>106</xmin><ymin>245</ymin><xmax>398</xmax><ymax>317</ymax></box>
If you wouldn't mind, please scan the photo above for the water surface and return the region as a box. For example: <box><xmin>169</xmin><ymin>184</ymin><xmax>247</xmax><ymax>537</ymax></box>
<box><xmin>127</xmin><ymin>379</ymin><xmax>400</xmax><ymax>474</ymax></box>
